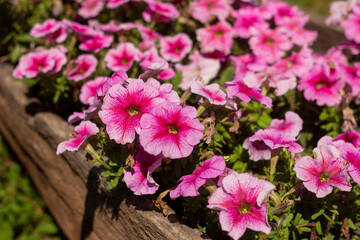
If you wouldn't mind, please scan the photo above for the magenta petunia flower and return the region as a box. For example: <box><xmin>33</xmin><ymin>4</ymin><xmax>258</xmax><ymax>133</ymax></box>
<box><xmin>298</xmin><ymin>64</ymin><xmax>344</xmax><ymax>106</ymax></box>
<box><xmin>170</xmin><ymin>156</ymin><xmax>226</xmax><ymax>199</ymax></box>
<box><xmin>225</xmin><ymin>78</ymin><xmax>273</xmax><ymax>108</ymax></box>
<box><xmin>16</xmin><ymin>50</ymin><xmax>56</xmax><ymax>78</ymax></box>
<box><xmin>176</xmin><ymin>50</ymin><xmax>220</xmax><ymax>90</ymax></box>
<box><xmin>249</xmin><ymin>27</ymin><xmax>293</xmax><ymax>63</ymax></box>
<box><xmin>342</xmin><ymin>64</ymin><xmax>360</xmax><ymax>96</ymax></box>
<box><xmin>99</xmin><ymin>79</ymin><xmax>160</xmax><ymax>144</ymax></box>
<box><xmin>139</xmin><ymin>59</ymin><xmax>174</xmax><ymax>81</ymax></box>
<box><xmin>279</xmin><ymin>17</ymin><xmax>317</xmax><ymax>47</ymax></box>
<box><xmin>207</xmin><ymin>173</ymin><xmax>276</xmax><ymax>240</ymax></box>
<box><xmin>142</xmin><ymin>0</ymin><xmax>179</xmax><ymax>23</ymax></box>
<box><xmin>243</xmin><ymin>137</ymin><xmax>271</xmax><ymax>162</ymax></box>
<box><xmin>145</xmin><ymin>78</ymin><xmax>180</xmax><ymax>104</ymax></box>
<box><xmin>268</xmin><ymin>111</ymin><xmax>303</xmax><ymax>137</ymax></box>
<box><xmin>104</xmin><ymin>42</ymin><xmax>143</xmax><ymax>72</ymax></box>
<box><xmin>272</xmin><ymin>46</ymin><xmax>314</xmax><ymax>78</ymax></box>
<box><xmin>30</xmin><ymin>19</ymin><xmax>63</xmax><ymax>39</ymax></box>
<box><xmin>341</xmin><ymin>4</ymin><xmax>360</xmax><ymax>43</ymax></box>
<box><xmin>196</xmin><ymin>21</ymin><xmax>234</xmax><ymax>55</ymax></box>
<box><xmin>63</xmin><ymin>20</ymin><xmax>97</xmax><ymax>36</ymax></box>
<box><xmin>79</xmin><ymin>33</ymin><xmax>113</xmax><ymax>53</ymax></box>
<box><xmin>263</xmin><ymin>1</ymin><xmax>305</xmax><ymax>26</ymax></box>
<box><xmin>123</xmin><ymin>146</ymin><xmax>162</xmax><ymax>195</ymax></box>
<box><xmin>95</xmin><ymin>70</ymin><xmax>128</xmax><ymax>101</ymax></box>
<box><xmin>294</xmin><ymin>145</ymin><xmax>351</xmax><ymax>198</ymax></box>
<box><xmin>191</xmin><ymin>81</ymin><xmax>227</xmax><ymax>105</ymax></box>
<box><xmin>338</xmin><ymin>143</ymin><xmax>360</xmax><ymax>186</ymax></box>
<box><xmin>232</xmin><ymin>6</ymin><xmax>269</xmax><ymax>39</ymax></box>
<box><xmin>67</xmin><ymin>54</ymin><xmax>98</xmax><ymax>82</ymax></box>
<box><xmin>78</xmin><ymin>0</ymin><xmax>104</xmax><ymax>18</ymax></box>
<box><xmin>67</xmin><ymin>111</ymin><xmax>85</xmax><ymax>125</ymax></box>
<box><xmin>159</xmin><ymin>33</ymin><xmax>192</xmax><ymax>62</ymax></box>
<box><xmin>80</xmin><ymin>76</ymin><xmax>108</xmax><ymax>105</ymax></box>
<box><xmin>106</xmin><ymin>0</ymin><xmax>130</xmax><ymax>8</ymax></box>
<box><xmin>56</xmin><ymin>121</ymin><xmax>99</xmax><ymax>155</ymax></box>
<box><xmin>334</xmin><ymin>131</ymin><xmax>360</xmax><ymax>149</ymax></box>
<box><xmin>140</xmin><ymin>102</ymin><xmax>204</xmax><ymax>159</ymax></box>
<box><xmin>189</xmin><ymin>0</ymin><xmax>230</xmax><ymax>24</ymax></box>
<box><xmin>249</xmin><ymin>129</ymin><xmax>303</xmax><ymax>153</ymax></box>
<box><xmin>230</xmin><ymin>53</ymin><xmax>267</xmax><ymax>77</ymax></box>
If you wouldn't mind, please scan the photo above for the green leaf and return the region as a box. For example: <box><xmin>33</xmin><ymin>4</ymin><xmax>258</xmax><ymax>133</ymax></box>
<box><xmin>218</xmin><ymin>66</ymin><xmax>235</xmax><ymax>86</ymax></box>
<box><xmin>283</xmin><ymin>213</ymin><xmax>294</xmax><ymax>227</ymax></box>
<box><xmin>0</xmin><ymin>222</ymin><xmax>13</xmax><ymax>240</ymax></box>
<box><xmin>347</xmin><ymin>218</ymin><xmax>357</xmax><ymax>230</ymax></box>
<box><xmin>293</xmin><ymin>213</ymin><xmax>302</xmax><ymax>225</ymax></box>
<box><xmin>35</xmin><ymin>223</ymin><xmax>58</xmax><ymax>234</ymax></box>
<box><xmin>311</xmin><ymin>209</ymin><xmax>325</xmax><ymax>220</ymax></box>
<box><xmin>316</xmin><ymin>221</ymin><xmax>323</xmax><ymax>235</ymax></box>
<box><xmin>107</xmin><ymin>177</ymin><xmax>119</xmax><ymax>190</ymax></box>
<box><xmin>258</xmin><ymin>111</ymin><xmax>272</xmax><ymax>129</ymax></box>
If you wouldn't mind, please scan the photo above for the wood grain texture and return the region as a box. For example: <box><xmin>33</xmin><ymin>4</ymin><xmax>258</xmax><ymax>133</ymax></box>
<box><xmin>0</xmin><ymin>63</ymin><xmax>204</xmax><ymax>240</ymax></box>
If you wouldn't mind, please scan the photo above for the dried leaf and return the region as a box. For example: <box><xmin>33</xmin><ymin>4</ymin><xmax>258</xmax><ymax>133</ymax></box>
<box><xmin>341</xmin><ymin>218</ymin><xmax>350</xmax><ymax>239</ymax></box>
<box><xmin>154</xmin><ymin>190</ymin><xmax>170</xmax><ymax>216</ymax></box>
<box><xmin>125</xmin><ymin>155</ymin><xmax>135</xmax><ymax>168</ymax></box>
<box><xmin>310</xmin><ymin>227</ymin><xmax>318</xmax><ymax>240</ymax></box>
<box><xmin>229</xmin><ymin>114</ymin><xmax>239</xmax><ymax>133</ymax></box>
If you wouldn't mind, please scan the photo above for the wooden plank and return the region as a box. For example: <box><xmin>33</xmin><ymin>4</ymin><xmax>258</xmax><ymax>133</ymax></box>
<box><xmin>0</xmin><ymin>63</ymin><xmax>203</xmax><ymax>240</ymax></box>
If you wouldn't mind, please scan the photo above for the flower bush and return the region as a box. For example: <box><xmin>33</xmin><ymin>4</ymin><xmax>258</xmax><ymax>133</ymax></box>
<box><xmin>11</xmin><ymin>0</ymin><xmax>360</xmax><ymax>239</ymax></box>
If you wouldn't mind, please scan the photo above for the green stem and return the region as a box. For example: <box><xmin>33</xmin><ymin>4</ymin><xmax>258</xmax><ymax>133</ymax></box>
<box><xmin>85</xmin><ymin>144</ymin><xmax>111</xmax><ymax>170</ymax></box>
<box><xmin>270</xmin><ymin>148</ymin><xmax>281</xmax><ymax>182</ymax></box>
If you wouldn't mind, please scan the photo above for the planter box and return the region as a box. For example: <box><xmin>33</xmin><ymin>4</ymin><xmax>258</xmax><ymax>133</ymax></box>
<box><xmin>0</xmin><ymin>63</ymin><xmax>204</xmax><ymax>240</ymax></box>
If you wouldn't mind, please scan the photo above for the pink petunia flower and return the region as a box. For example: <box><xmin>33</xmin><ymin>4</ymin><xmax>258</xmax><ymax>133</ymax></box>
<box><xmin>159</xmin><ymin>33</ymin><xmax>192</xmax><ymax>62</ymax></box>
<box><xmin>249</xmin><ymin>27</ymin><xmax>293</xmax><ymax>63</ymax></box>
<box><xmin>104</xmin><ymin>42</ymin><xmax>143</xmax><ymax>72</ymax></box>
<box><xmin>225</xmin><ymin>78</ymin><xmax>273</xmax><ymax>108</ymax></box>
<box><xmin>342</xmin><ymin>64</ymin><xmax>360</xmax><ymax>96</ymax></box>
<box><xmin>123</xmin><ymin>147</ymin><xmax>162</xmax><ymax>195</ymax></box>
<box><xmin>196</xmin><ymin>21</ymin><xmax>234</xmax><ymax>55</ymax></box>
<box><xmin>145</xmin><ymin>78</ymin><xmax>180</xmax><ymax>104</ymax></box>
<box><xmin>297</xmin><ymin>63</ymin><xmax>344</xmax><ymax>106</ymax></box>
<box><xmin>232</xmin><ymin>6</ymin><xmax>269</xmax><ymax>39</ymax></box>
<box><xmin>230</xmin><ymin>53</ymin><xmax>267</xmax><ymax>77</ymax></box>
<box><xmin>338</xmin><ymin>143</ymin><xmax>360</xmax><ymax>186</ymax></box>
<box><xmin>334</xmin><ymin>131</ymin><xmax>360</xmax><ymax>149</ymax></box>
<box><xmin>140</xmin><ymin>102</ymin><xmax>204</xmax><ymax>159</ymax></box>
<box><xmin>56</xmin><ymin>121</ymin><xmax>99</xmax><ymax>155</ymax></box>
<box><xmin>78</xmin><ymin>0</ymin><xmax>105</xmax><ymax>18</ymax></box>
<box><xmin>79</xmin><ymin>33</ymin><xmax>113</xmax><ymax>53</ymax></box>
<box><xmin>67</xmin><ymin>54</ymin><xmax>98</xmax><ymax>82</ymax></box>
<box><xmin>95</xmin><ymin>70</ymin><xmax>128</xmax><ymax>101</ymax></box>
<box><xmin>142</xmin><ymin>0</ymin><xmax>179</xmax><ymax>23</ymax></box>
<box><xmin>63</xmin><ymin>20</ymin><xmax>97</xmax><ymax>36</ymax></box>
<box><xmin>207</xmin><ymin>173</ymin><xmax>276</xmax><ymax>240</ymax></box>
<box><xmin>16</xmin><ymin>51</ymin><xmax>55</xmax><ymax>78</ymax></box>
<box><xmin>294</xmin><ymin>145</ymin><xmax>351</xmax><ymax>198</ymax></box>
<box><xmin>189</xmin><ymin>0</ymin><xmax>230</xmax><ymax>24</ymax></box>
<box><xmin>263</xmin><ymin>66</ymin><xmax>297</xmax><ymax>96</ymax></box>
<box><xmin>341</xmin><ymin>3</ymin><xmax>360</xmax><ymax>43</ymax></box>
<box><xmin>30</xmin><ymin>19</ymin><xmax>67</xmax><ymax>43</ymax></box>
<box><xmin>263</xmin><ymin>1</ymin><xmax>305</xmax><ymax>26</ymax></box>
<box><xmin>176</xmin><ymin>50</ymin><xmax>220</xmax><ymax>90</ymax></box>
<box><xmin>249</xmin><ymin>129</ymin><xmax>303</xmax><ymax>153</ymax></box>
<box><xmin>243</xmin><ymin>137</ymin><xmax>271</xmax><ymax>162</ymax></box>
<box><xmin>191</xmin><ymin>81</ymin><xmax>227</xmax><ymax>105</ymax></box>
<box><xmin>106</xmin><ymin>0</ymin><xmax>130</xmax><ymax>8</ymax></box>
<box><xmin>170</xmin><ymin>156</ymin><xmax>226</xmax><ymax>199</ymax></box>
<box><xmin>80</xmin><ymin>76</ymin><xmax>108</xmax><ymax>105</ymax></box>
<box><xmin>99</xmin><ymin>79</ymin><xmax>160</xmax><ymax>144</ymax></box>
<box><xmin>139</xmin><ymin>59</ymin><xmax>175</xmax><ymax>81</ymax></box>
<box><xmin>268</xmin><ymin>111</ymin><xmax>303</xmax><ymax>137</ymax></box>
<box><xmin>279</xmin><ymin>17</ymin><xmax>317</xmax><ymax>47</ymax></box>
<box><xmin>272</xmin><ymin>46</ymin><xmax>314</xmax><ymax>78</ymax></box>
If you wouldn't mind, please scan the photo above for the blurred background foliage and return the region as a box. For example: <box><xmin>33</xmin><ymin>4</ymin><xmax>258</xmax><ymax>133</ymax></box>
<box><xmin>0</xmin><ymin>134</ymin><xmax>62</xmax><ymax>240</ymax></box>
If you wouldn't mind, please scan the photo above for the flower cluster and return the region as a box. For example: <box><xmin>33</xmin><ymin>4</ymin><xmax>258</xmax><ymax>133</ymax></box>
<box><xmin>13</xmin><ymin>0</ymin><xmax>360</xmax><ymax>239</ymax></box>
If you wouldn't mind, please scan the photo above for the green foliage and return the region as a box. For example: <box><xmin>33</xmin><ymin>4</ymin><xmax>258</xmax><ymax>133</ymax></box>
<box><xmin>0</xmin><ymin>135</ymin><xmax>61</xmax><ymax>240</ymax></box>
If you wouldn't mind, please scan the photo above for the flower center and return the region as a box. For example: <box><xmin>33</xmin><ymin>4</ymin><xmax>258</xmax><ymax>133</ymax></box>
<box><xmin>175</xmin><ymin>46</ymin><xmax>181</xmax><ymax>53</ymax></box>
<box><xmin>168</xmin><ymin>125</ymin><xmax>178</xmax><ymax>134</ymax></box>
<box><xmin>319</xmin><ymin>172</ymin><xmax>330</xmax><ymax>182</ymax></box>
<box><xmin>127</xmin><ymin>105</ymin><xmax>140</xmax><ymax>116</ymax></box>
<box><xmin>207</xmin><ymin>2</ymin><xmax>214</xmax><ymax>9</ymax></box>
<box><xmin>266</xmin><ymin>38</ymin><xmax>274</xmax><ymax>45</ymax></box>
<box><xmin>215</xmin><ymin>30</ymin><xmax>223</xmax><ymax>38</ymax></box>
<box><xmin>238</xmin><ymin>203</ymin><xmax>251</xmax><ymax>214</ymax></box>
<box><xmin>287</xmin><ymin>60</ymin><xmax>294</xmax><ymax>68</ymax></box>
<box><xmin>122</xmin><ymin>58</ymin><xmax>129</xmax><ymax>65</ymax></box>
